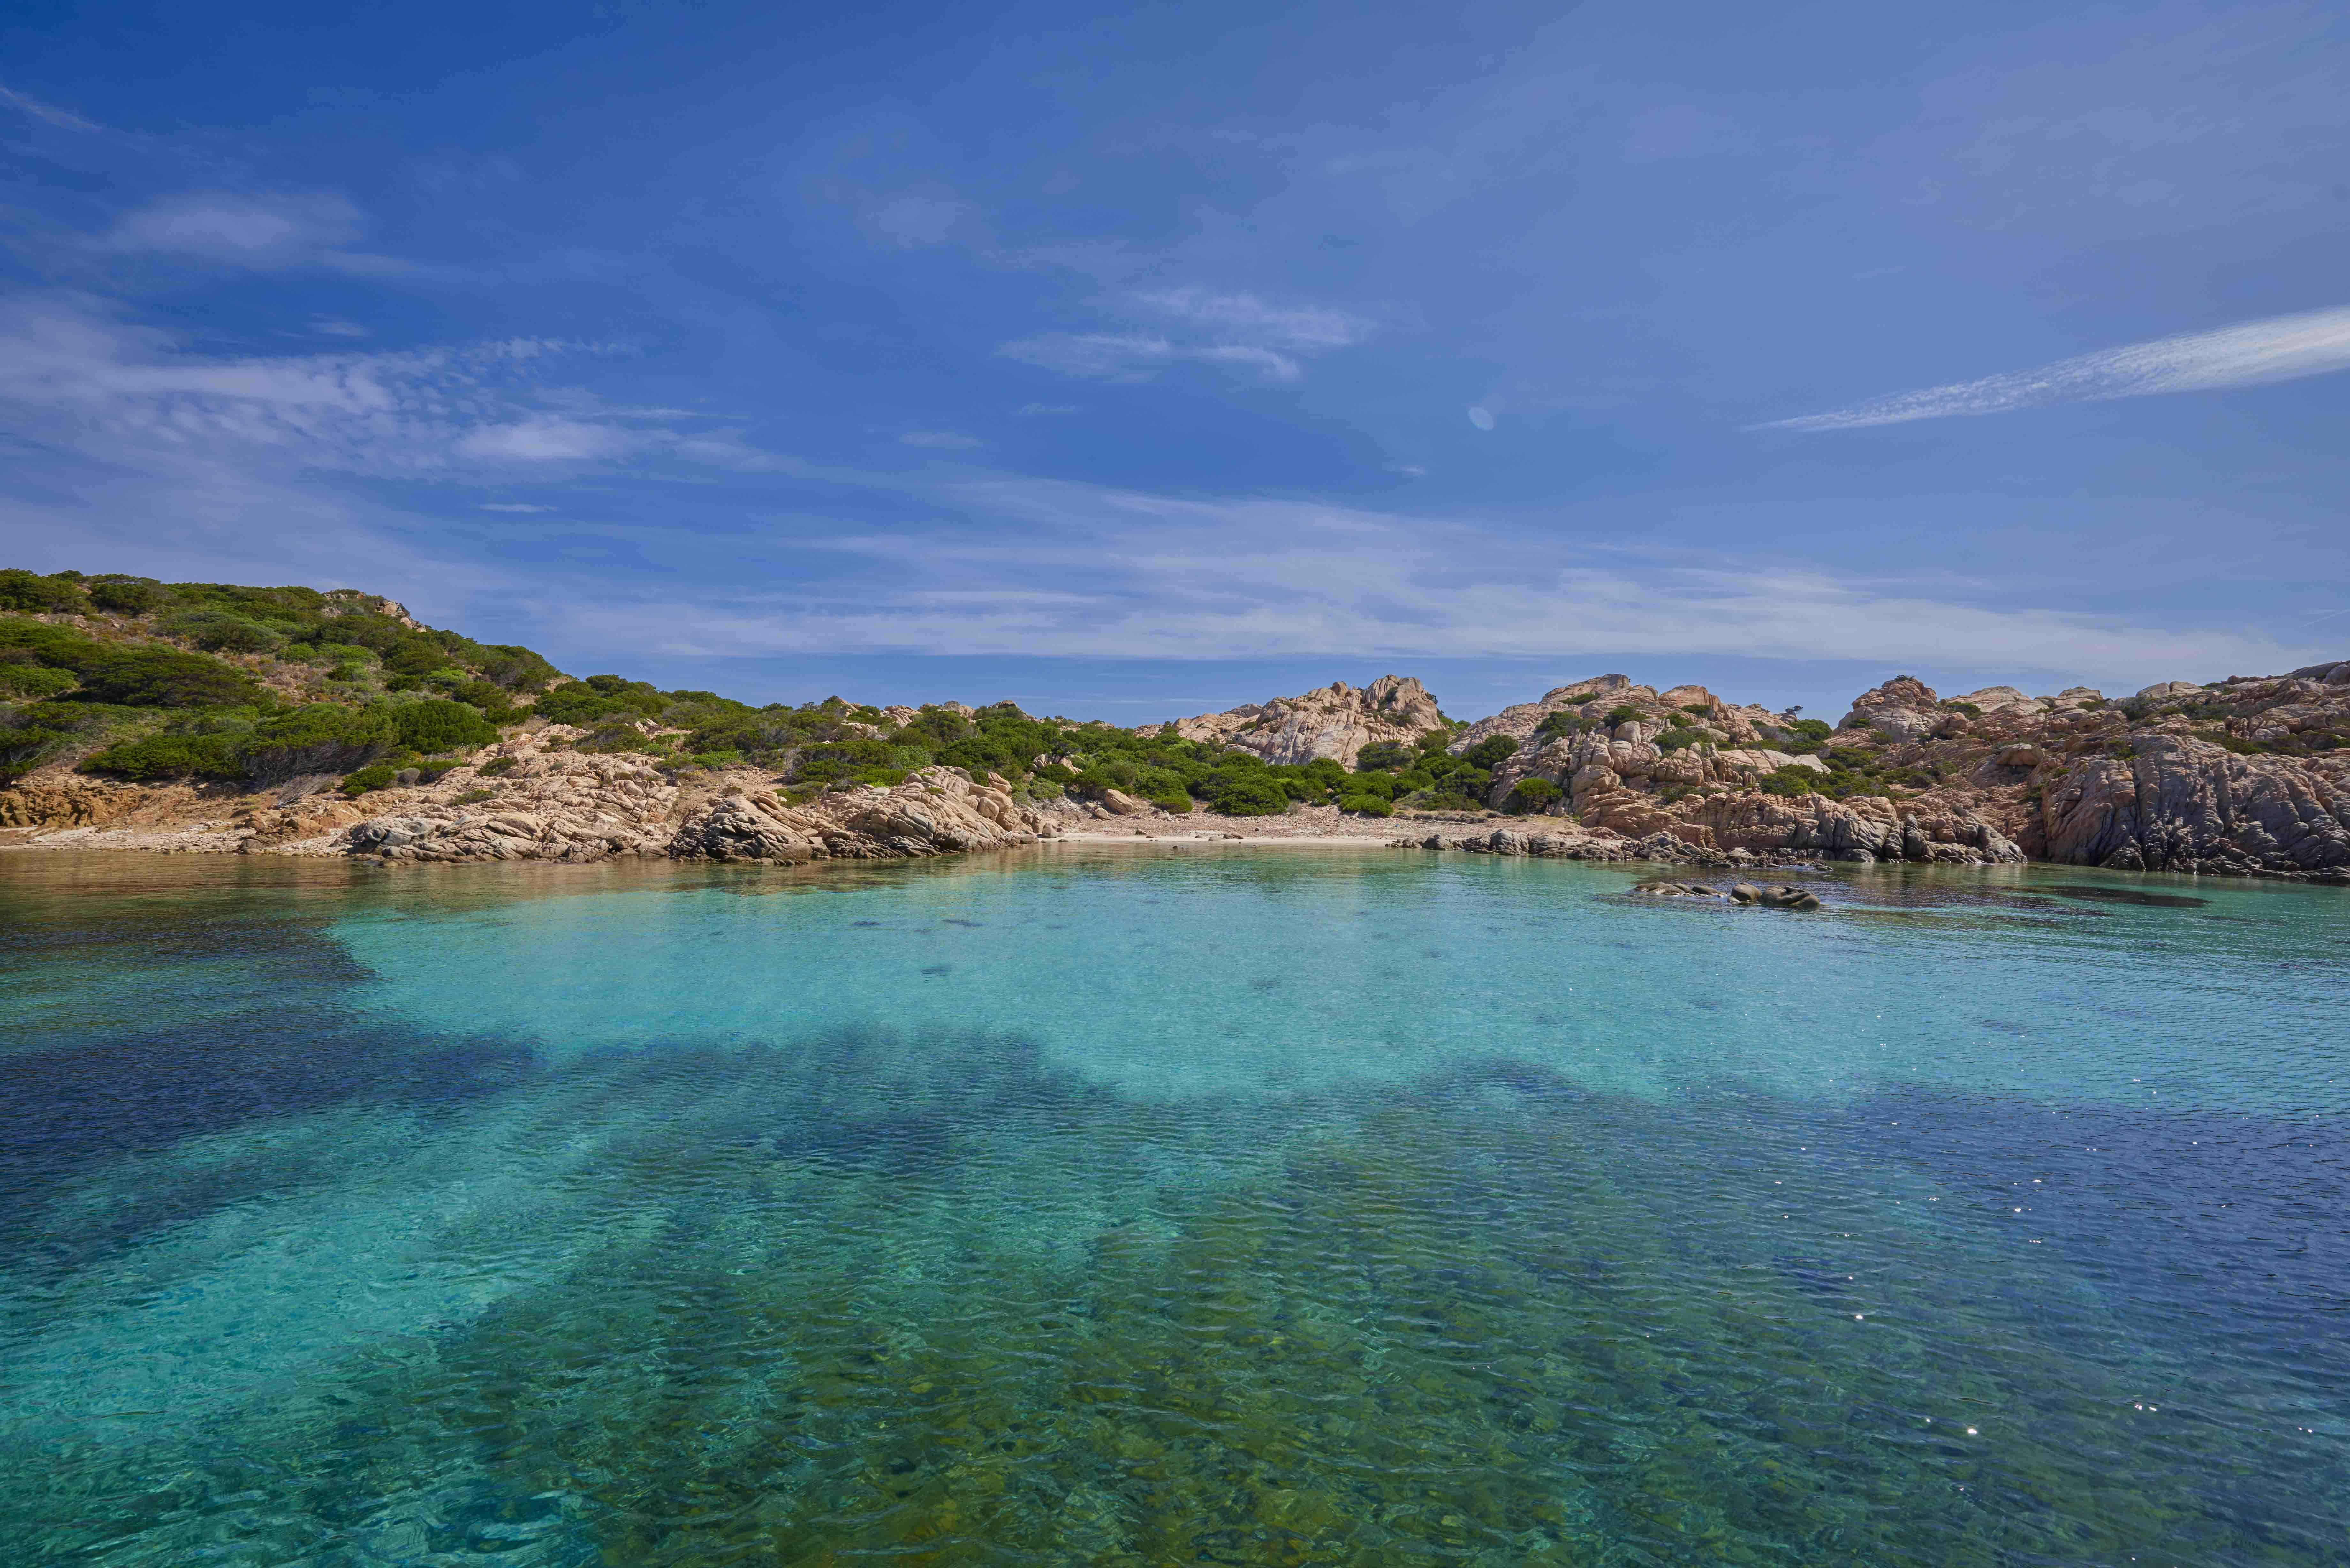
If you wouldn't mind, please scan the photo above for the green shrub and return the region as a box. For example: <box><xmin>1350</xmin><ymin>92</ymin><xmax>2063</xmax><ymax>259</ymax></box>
<box><xmin>1940</xmin><ymin>700</ymin><xmax>1982</xmax><ymax>718</ymax></box>
<box><xmin>1678</xmin><ymin>703</ymin><xmax>1713</xmax><ymax>716</ymax></box>
<box><xmin>1506</xmin><ymin>777</ymin><xmax>1561</xmax><ymax>813</ymax></box>
<box><xmin>67</xmin><ymin>644</ymin><xmax>263</xmax><ymax>707</ymax></box>
<box><xmin>1655</xmin><ymin>728</ymin><xmax>1705</xmax><ymax>751</ymax></box>
<box><xmin>1147</xmin><ymin>793</ymin><xmax>1194</xmax><ymax>814</ymax></box>
<box><xmin>1354</xmin><ymin>740</ymin><xmax>1416</xmax><ymax>771</ymax></box>
<box><xmin>390</xmin><ymin>699</ymin><xmax>499</xmax><ymax>754</ymax></box>
<box><xmin>86</xmin><ymin>578</ymin><xmax>163</xmax><ymax>615</ymax></box>
<box><xmin>1759</xmin><ymin>766</ymin><xmax>1819</xmax><ymax>797</ymax></box>
<box><xmin>1337</xmin><ymin>794</ymin><xmax>1393</xmax><ymax>817</ymax></box>
<box><xmin>478</xmin><ymin>755</ymin><xmax>518</xmax><ymax>776</ymax></box>
<box><xmin>1199</xmin><ymin>771</ymin><xmax>1292</xmax><ymax>815</ymax></box>
<box><xmin>1534</xmin><ymin>710</ymin><xmax>1594</xmax><ymax>743</ymax></box>
<box><xmin>0</xmin><ymin>570</ymin><xmax>85</xmax><ymax>613</ymax></box>
<box><xmin>792</xmin><ymin>738</ymin><xmax>897</xmax><ymax>784</ymax></box>
<box><xmin>341</xmin><ymin>765</ymin><xmax>398</xmax><ymax>795</ymax></box>
<box><xmin>476</xmin><ymin>644</ymin><xmax>562</xmax><ymax>692</ymax></box>
<box><xmin>688</xmin><ymin>750</ymin><xmax>743</xmax><ymax>770</ymax></box>
<box><xmin>1342</xmin><ymin>771</ymin><xmax>1396</xmax><ymax>800</ymax></box>
<box><xmin>240</xmin><ymin>703</ymin><xmax>399</xmax><ymax>783</ymax></box>
<box><xmin>0</xmin><ymin>662</ymin><xmax>78</xmax><ymax>699</ymax></box>
<box><xmin>1462</xmin><ymin>735</ymin><xmax>1519</xmax><ymax>770</ymax></box>
<box><xmin>1604</xmin><ymin>705</ymin><xmax>1643</xmax><ymax>726</ymax></box>
<box><xmin>1787</xmin><ymin>719</ymin><xmax>1833</xmax><ymax>742</ymax></box>
<box><xmin>80</xmin><ymin>732</ymin><xmax>243</xmax><ymax>782</ymax></box>
<box><xmin>159</xmin><ymin>609</ymin><xmax>279</xmax><ymax>653</ymax></box>
<box><xmin>534</xmin><ymin>677</ymin><xmax>663</xmax><ymax>726</ymax></box>
<box><xmin>453</xmin><ymin>788</ymin><xmax>494</xmax><ymax>805</ymax></box>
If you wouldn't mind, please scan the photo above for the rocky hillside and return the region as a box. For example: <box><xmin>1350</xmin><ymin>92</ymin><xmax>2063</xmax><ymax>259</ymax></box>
<box><xmin>1451</xmin><ymin>666</ymin><xmax>2349</xmax><ymax>881</ymax></box>
<box><xmin>1141</xmin><ymin>675</ymin><xmax>1445</xmax><ymax>767</ymax></box>
<box><xmin>4</xmin><ymin>566</ymin><xmax>2343</xmax><ymax>880</ymax></box>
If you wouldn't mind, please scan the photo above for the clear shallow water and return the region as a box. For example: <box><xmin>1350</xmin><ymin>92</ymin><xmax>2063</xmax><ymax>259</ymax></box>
<box><xmin>1</xmin><ymin>847</ymin><xmax>2344</xmax><ymax>1567</ymax></box>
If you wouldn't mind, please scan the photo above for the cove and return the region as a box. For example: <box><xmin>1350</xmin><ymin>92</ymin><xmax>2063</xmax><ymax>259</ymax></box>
<box><xmin>1</xmin><ymin>847</ymin><xmax>2344</xmax><ymax>1567</ymax></box>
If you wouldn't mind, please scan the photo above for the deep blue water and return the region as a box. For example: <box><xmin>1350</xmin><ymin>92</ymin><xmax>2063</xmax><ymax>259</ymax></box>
<box><xmin>0</xmin><ymin>846</ymin><xmax>2344</xmax><ymax>1566</ymax></box>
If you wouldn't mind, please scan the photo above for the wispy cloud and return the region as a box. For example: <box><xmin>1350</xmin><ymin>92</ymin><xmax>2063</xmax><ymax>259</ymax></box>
<box><xmin>555</xmin><ymin>478</ymin><xmax>2316</xmax><ymax>687</ymax></box>
<box><xmin>899</xmin><ymin>430</ymin><xmax>985</xmax><ymax>449</ymax></box>
<box><xmin>0</xmin><ymin>294</ymin><xmax>723</xmax><ymax>486</ymax></box>
<box><xmin>477</xmin><ymin>502</ymin><xmax>554</xmax><ymax>513</ymax></box>
<box><xmin>1005</xmin><ymin>287</ymin><xmax>1373</xmax><ymax>384</ymax></box>
<box><xmin>0</xmin><ymin>83</ymin><xmax>102</xmax><ymax>134</ymax></box>
<box><xmin>95</xmin><ymin>191</ymin><xmax>416</xmax><ymax>276</ymax></box>
<box><xmin>1766</xmin><ymin>304</ymin><xmax>2350</xmax><ymax>431</ymax></box>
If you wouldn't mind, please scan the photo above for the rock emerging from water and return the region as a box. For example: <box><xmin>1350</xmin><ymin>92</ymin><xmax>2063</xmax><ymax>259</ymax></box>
<box><xmin>1632</xmin><ymin>878</ymin><xmax>1820</xmax><ymax>908</ymax></box>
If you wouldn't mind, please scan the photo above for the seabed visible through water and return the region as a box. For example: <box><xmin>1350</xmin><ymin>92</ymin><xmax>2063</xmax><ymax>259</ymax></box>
<box><xmin>1</xmin><ymin>845</ymin><xmax>2344</xmax><ymax>1566</ymax></box>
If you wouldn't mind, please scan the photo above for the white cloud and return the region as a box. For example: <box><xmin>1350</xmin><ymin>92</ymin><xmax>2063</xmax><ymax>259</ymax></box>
<box><xmin>899</xmin><ymin>430</ymin><xmax>985</xmax><ymax>448</ymax></box>
<box><xmin>102</xmin><ymin>192</ymin><xmax>372</xmax><ymax>269</ymax></box>
<box><xmin>1128</xmin><ymin>288</ymin><xmax>1370</xmax><ymax>351</ymax></box>
<box><xmin>1004</xmin><ymin>287</ymin><xmax>1372</xmax><ymax>384</ymax></box>
<box><xmin>554</xmin><ymin>479</ymin><xmax>2318</xmax><ymax>687</ymax></box>
<box><xmin>1766</xmin><ymin>303</ymin><xmax>2350</xmax><ymax>431</ymax></box>
<box><xmin>458</xmin><ymin>417</ymin><xmax>630</xmax><ymax>461</ymax></box>
<box><xmin>0</xmin><ymin>293</ymin><xmax>632</xmax><ymax>476</ymax></box>
<box><xmin>477</xmin><ymin>502</ymin><xmax>555</xmax><ymax>513</ymax></box>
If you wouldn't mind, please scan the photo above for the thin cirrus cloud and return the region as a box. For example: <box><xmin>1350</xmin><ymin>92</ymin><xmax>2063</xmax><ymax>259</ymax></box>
<box><xmin>0</xmin><ymin>293</ymin><xmax>633</xmax><ymax>475</ymax></box>
<box><xmin>1766</xmin><ymin>304</ymin><xmax>2350</xmax><ymax>432</ymax></box>
<box><xmin>1004</xmin><ymin>287</ymin><xmax>1372</xmax><ymax>384</ymax></box>
<box><xmin>552</xmin><ymin>479</ymin><xmax>2315</xmax><ymax>688</ymax></box>
<box><xmin>0</xmin><ymin>82</ymin><xmax>103</xmax><ymax>134</ymax></box>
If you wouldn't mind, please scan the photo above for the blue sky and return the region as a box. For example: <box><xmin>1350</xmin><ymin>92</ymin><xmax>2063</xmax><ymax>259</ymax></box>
<box><xmin>4</xmin><ymin>0</ymin><xmax>2347</xmax><ymax>721</ymax></box>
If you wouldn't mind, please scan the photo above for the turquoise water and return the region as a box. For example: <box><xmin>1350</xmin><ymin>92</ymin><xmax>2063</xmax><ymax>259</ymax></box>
<box><xmin>0</xmin><ymin>846</ymin><xmax>2344</xmax><ymax>1566</ymax></box>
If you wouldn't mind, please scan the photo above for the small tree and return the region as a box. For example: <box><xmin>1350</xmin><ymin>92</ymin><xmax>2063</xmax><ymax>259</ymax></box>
<box><xmin>1506</xmin><ymin>777</ymin><xmax>1561</xmax><ymax>814</ymax></box>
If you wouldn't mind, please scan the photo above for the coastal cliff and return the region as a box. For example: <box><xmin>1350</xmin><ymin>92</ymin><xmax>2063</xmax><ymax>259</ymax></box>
<box><xmin>3</xmin><ymin>567</ymin><xmax>2344</xmax><ymax>880</ymax></box>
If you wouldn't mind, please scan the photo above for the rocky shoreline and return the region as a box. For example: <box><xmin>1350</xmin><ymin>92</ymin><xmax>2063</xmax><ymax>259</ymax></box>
<box><xmin>3</xmin><ymin>573</ymin><xmax>2344</xmax><ymax>882</ymax></box>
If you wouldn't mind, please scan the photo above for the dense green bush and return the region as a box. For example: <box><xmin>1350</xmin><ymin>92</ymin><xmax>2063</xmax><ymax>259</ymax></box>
<box><xmin>390</xmin><ymin>698</ymin><xmax>499</xmax><ymax>754</ymax></box>
<box><xmin>1787</xmin><ymin>719</ymin><xmax>1833</xmax><ymax>742</ymax></box>
<box><xmin>341</xmin><ymin>765</ymin><xmax>398</xmax><ymax>795</ymax></box>
<box><xmin>1196</xmin><ymin>771</ymin><xmax>1292</xmax><ymax>815</ymax></box>
<box><xmin>0</xmin><ymin>661</ymin><xmax>78</xmax><ymax>700</ymax></box>
<box><xmin>159</xmin><ymin>609</ymin><xmax>280</xmax><ymax>653</ymax></box>
<box><xmin>1655</xmin><ymin>728</ymin><xmax>1706</xmax><ymax>751</ymax></box>
<box><xmin>1353</xmin><ymin>740</ymin><xmax>1416</xmax><ymax>771</ymax></box>
<box><xmin>0</xmin><ymin>570</ymin><xmax>85</xmax><ymax>612</ymax></box>
<box><xmin>80</xmin><ymin>731</ymin><xmax>244</xmax><ymax>782</ymax></box>
<box><xmin>242</xmin><ymin>703</ymin><xmax>400</xmax><ymax>782</ymax></box>
<box><xmin>1604</xmin><ymin>705</ymin><xmax>1643</xmax><ymax>726</ymax></box>
<box><xmin>86</xmin><ymin>578</ymin><xmax>164</xmax><ymax>615</ymax></box>
<box><xmin>1759</xmin><ymin>766</ymin><xmax>1819</xmax><ymax>797</ymax></box>
<box><xmin>1506</xmin><ymin>777</ymin><xmax>1561</xmax><ymax>813</ymax></box>
<box><xmin>0</xmin><ymin>620</ymin><xmax>266</xmax><ymax>708</ymax></box>
<box><xmin>1337</xmin><ymin>794</ymin><xmax>1393</xmax><ymax>817</ymax></box>
<box><xmin>793</xmin><ymin>738</ymin><xmax>898</xmax><ymax>783</ymax></box>
<box><xmin>1940</xmin><ymin>700</ymin><xmax>1982</xmax><ymax>718</ymax></box>
<box><xmin>1462</xmin><ymin>735</ymin><xmax>1519</xmax><ymax>770</ymax></box>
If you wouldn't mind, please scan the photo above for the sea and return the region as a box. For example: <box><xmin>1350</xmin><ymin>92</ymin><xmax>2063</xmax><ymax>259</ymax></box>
<box><xmin>1</xmin><ymin>845</ymin><xmax>2344</xmax><ymax>1566</ymax></box>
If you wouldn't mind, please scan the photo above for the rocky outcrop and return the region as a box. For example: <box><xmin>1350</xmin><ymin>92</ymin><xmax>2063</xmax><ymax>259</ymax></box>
<box><xmin>2025</xmin><ymin>735</ymin><xmax>2350</xmax><ymax>878</ymax></box>
<box><xmin>348</xmin><ymin>752</ymin><xmax>681</xmax><ymax>863</ymax></box>
<box><xmin>1631</xmin><ymin>879</ymin><xmax>1821</xmax><ymax>908</ymax></box>
<box><xmin>670</xmin><ymin>767</ymin><xmax>1055</xmax><ymax>863</ymax></box>
<box><xmin>0</xmin><ymin>777</ymin><xmax>141</xmax><ymax>830</ymax></box>
<box><xmin>1838</xmin><ymin>675</ymin><xmax>1944</xmax><ymax>740</ymax></box>
<box><xmin>1150</xmin><ymin>675</ymin><xmax>1444</xmax><ymax>767</ymax></box>
<box><xmin>1675</xmin><ymin>790</ymin><xmax>2024</xmax><ymax>865</ymax></box>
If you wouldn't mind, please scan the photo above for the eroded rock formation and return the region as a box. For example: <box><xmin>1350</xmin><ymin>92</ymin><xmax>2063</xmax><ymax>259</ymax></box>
<box><xmin>1148</xmin><ymin>675</ymin><xmax>1444</xmax><ymax>767</ymax></box>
